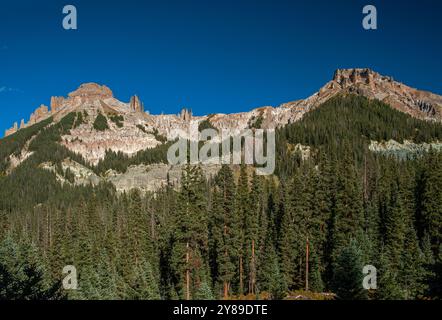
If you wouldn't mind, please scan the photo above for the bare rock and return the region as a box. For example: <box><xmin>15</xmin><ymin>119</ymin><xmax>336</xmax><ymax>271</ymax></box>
<box><xmin>4</xmin><ymin>122</ymin><xmax>18</xmax><ymax>137</ymax></box>
<box><xmin>68</xmin><ymin>83</ymin><xmax>113</xmax><ymax>100</ymax></box>
<box><xmin>28</xmin><ymin>104</ymin><xmax>49</xmax><ymax>125</ymax></box>
<box><xmin>180</xmin><ymin>108</ymin><xmax>192</xmax><ymax>121</ymax></box>
<box><xmin>51</xmin><ymin>96</ymin><xmax>65</xmax><ymax>113</ymax></box>
<box><xmin>130</xmin><ymin>95</ymin><xmax>144</xmax><ymax>113</ymax></box>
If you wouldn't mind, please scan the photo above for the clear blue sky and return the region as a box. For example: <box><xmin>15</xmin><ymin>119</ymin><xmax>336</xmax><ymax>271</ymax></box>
<box><xmin>1</xmin><ymin>0</ymin><xmax>441</xmax><ymax>135</ymax></box>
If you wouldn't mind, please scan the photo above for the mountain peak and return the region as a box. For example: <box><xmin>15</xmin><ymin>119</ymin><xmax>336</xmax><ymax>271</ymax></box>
<box><xmin>68</xmin><ymin>83</ymin><xmax>113</xmax><ymax>99</ymax></box>
<box><xmin>4</xmin><ymin>69</ymin><xmax>442</xmax><ymax>139</ymax></box>
<box><xmin>325</xmin><ymin>68</ymin><xmax>441</xmax><ymax>120</ymax></box>
<box><xmin>333</xmin><ymin>68</ymin><xmax>384</xmax><ymax>85</ymax></box>
<box><xmin>49</xmin><ymin>83</ymin><xmax>115</xmax><ymax>115</ymax></box>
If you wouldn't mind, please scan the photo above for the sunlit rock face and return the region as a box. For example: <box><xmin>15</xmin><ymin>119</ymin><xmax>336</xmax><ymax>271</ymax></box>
<box><xmin>4</xmin><ymin>69</ymin><xmax>442</xmax><ymax>165</ymax></box>
<box><xmin>40</xmin><ymin>159</ymin><xmax>222</xmax><ymax>193</ymax></box>
<box><xmin>331</xmin><ymin>68</ymin><xmax>442</xmax><ymax>120</ymax></box>
<box><xmin>3</xmin><ymin>70</ymin><xmax>442</xmax><ymax>191</ymax></box>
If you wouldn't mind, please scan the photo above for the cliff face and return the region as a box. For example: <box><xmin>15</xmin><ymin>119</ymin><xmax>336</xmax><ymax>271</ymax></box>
<box><xmin>331</xmin><ymin>68</ymin><xmax>442</xmax><ymax>120</ymax></box>
<box><xmin>4</xmin><ymin>69</ymin><xmax>442</xmax><ymax>165</ymax></box>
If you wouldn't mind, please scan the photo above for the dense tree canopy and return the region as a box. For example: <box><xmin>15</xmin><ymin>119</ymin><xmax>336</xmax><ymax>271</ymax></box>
<box><xmin>0</xmin><ymin>95</ymin><xmax>441</xmax><ymax>300</ymax></box>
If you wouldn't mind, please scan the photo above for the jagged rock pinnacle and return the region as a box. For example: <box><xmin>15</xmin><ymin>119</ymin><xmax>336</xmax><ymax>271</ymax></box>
<box><xmin>130</xmin><ymin>95</ymin><xmax>144</xmax><ymax>113</ymax></box>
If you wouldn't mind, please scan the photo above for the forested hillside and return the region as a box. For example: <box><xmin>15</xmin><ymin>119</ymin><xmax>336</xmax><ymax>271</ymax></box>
<box><xmin>0</xmin><ymin>95</ymin><xmax>441</xmax><ymax>300</ymax></box>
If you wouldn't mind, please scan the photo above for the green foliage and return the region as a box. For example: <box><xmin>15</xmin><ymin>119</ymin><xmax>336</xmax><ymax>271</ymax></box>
<box><xmin>210</xmin><ymin>165</ymin><xmax>237</xmax><ymax>297</ymax></box>
<box><xmin>73</xmin><ymin>112</ymin><xmax>85</xmax><ymax>128</ymax></box>
<box><xmin>0</xmin><ymin>113</ymin><xmax>95</xmax><ymax>212</ymax></box>
<box><xmin>109</xmin><ymin>115</ymin><xmax>124</xmax><ymax>128</ymax></box>
<box><xmin>93</xmin><ymin>113</ymin><xmax>109</xmax><ymax>131</ymax></box>
<box><xmin>249</xmin><ymin>112</ymin><xmax>264</xmax><ymax>129</ymax></box>
<box><xmin>136</xmin><ymin>124</ymin><xmax>147</xmax><ymax>133</ymax></box>
<box><xmin>151</xmin><ymin>128</ymin><xmax>168</xmax><ymax>143</ymax></box>
<box><xmin>0</xmin><ymin>235</ymin><xmax>65</xmax><ymax>300</ymax></box>
<box><xmin>260</xmin><ymin>227</ymin><xmax>287</xmax><ymax>299</ymax></box>
<box><xmin>0</xmin><ymin>117</ymin><xmax>52</xmax><ymax>174</ymax></box>
<box><xmin>136</xmin><ymin>125</ymin><xmax>167</xmax><ymax>142</ymax></box>
<box><xmin>195</xmin><ymin>282</ymin><xmax>214</xmax><ymax>300</ymax></box>
<box><xmin>276</xmin><ymin>94</ymin><xmax>442</xmax><ymax>176</ymax></box>
<box><xmin>417</xmin><ymin>150</ymin><xmax>442</xmax><ymax>251</ymax></box>
<box><xmin>198</xmin><ymin>118</ymin><xmax>217</xmax><ymax>132</ymax></box>
<box><xmin>331</xmin><ymin>240</ymin><xmax>367</xmax><ymax>300</ymax></box>
<box><xmin>0</xmin><ymin>94</ymin><xmax>441</xmax><ymax>300</ymax></box>
<box><xmin>168</xmin><ymin>165</ymin><xmax>210</xmax><ymax>299</ymax></box>
<box><xmin>95</xmin><ymin>141</ymin><xmax>175</xmax><ymax>174</ymax></box>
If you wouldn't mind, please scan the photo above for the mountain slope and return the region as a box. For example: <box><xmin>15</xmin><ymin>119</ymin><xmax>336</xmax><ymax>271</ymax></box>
<box><xmin>1</xmin><ymin>94</ymin><xmax>441</xmax><ymax>301</ymax></box>
<box><xmin>3</xmin><ymin>68</ymin><xmax>442</xmax><ymax>166</ymax></box>
<box><xmin>275</xmin><ymin>94</ymin><xmax>442</xmax><ymax>176</ymax></box>
<box><xmin>1</xmin><ymin>68</ymin><xmax>442</xmax><ymax>192</ymax></box>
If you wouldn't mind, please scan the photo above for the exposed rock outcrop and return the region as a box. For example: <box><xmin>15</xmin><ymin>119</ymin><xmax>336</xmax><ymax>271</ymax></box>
<box><xmin>62</xmin><ymin>125</ymin><xmax>161</xmax><ymax>165</ymax></box>
<box><xmin>4</xmin><ymin>69</ymin><xmax>442</xmax><ymax>159</ymax></box>
<box><xmin>40</xmin><ymin>158</ymin><xmax>101</xmax><ymax>187</ymax></box>
<box><xmin>29</xmin><ymin>104</ymin><xmax>49</xmax><ymax>125</ymax></box>
<box><xmin>68</xmin><ymin>83</ymin><xmax>113</xmax><ymax>100</ymax></box>
<box><xmin>180</xmin><ymin>108</ymin><xmax>192</xmax><ymax>122</ymax></box>
<box><xmin>50</xmin><ymin>96</ymin><xmax>65</xmax><ymax>114</ymax></box>
<box><xmin>5</xmin><ymin>122</ymin><xmax>18</xmax><ymax>137</ymax></box>
<box><xmin>5</xmin><ymin>104</ymin><xmax>52</xmax><ymax>135</ymax></box>
<box><xmin>106</xmin><ymin>163</ymin><xmax>221</xmax><ymax>193</ymax></box>
<box><xmin>369</xmin><ymin>139</ymin><xmax>442</xmax><ymax>158</ymax></box>
<box><xmin>129</xmin><ymin>95</ymin><xmax>144</xmax><ymax>113</ymax></box>
<box><xmin>329</xmin><ymin>68</ymin><xmax>442</xmax><ymax>120</ymax></box>
<box><xmin>39</xmin><ymin>159</ymin><xmax>222</xmax><ymax>193</ymax></box>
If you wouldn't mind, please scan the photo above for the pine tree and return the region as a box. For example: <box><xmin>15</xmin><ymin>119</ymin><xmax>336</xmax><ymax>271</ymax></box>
<box><xmin>210</xmin><ymin>165</ymin><xmax>236</xmax><ymax>298</ymax></box>
<box><xmin>309</xmin><ymin>244</ymin><xmax>325</xmax><ymax>293</ymax></box>
<box><xmin>384</xmin><ymin>187</ymin><xmax>407</xmax><ymax>267</ymax></box>
<box><xmin>127</xmin><ymin>257</ymin><xmax>161</xmax><ymax>299</ymax></box>
<box><xmin>258</xmin><ymin>227</ymin><xmax>287</xmax><ymax>299</ymax></box>
<box><xmin>330</xmin><ymin>155</ymin><xmax>364</xmax><ymax>265</ymax></box>
<box><xmin>331</xmin><ymin>240</ymin><xmax>367</xmax><ymax>300</ymax></box>
<box><xmin>244</xmin><ymin>172</ymin><xmax>261</xmax><ymax>295</ymax></box>
<box><xmin>376</xmin><ymin>247</ymin><xmax>403</xmax><ymax>300</ymax></box>
<box><xmin>428</xmin><ymin>244</ymin><xmax>442</xmax><ymax>298</ymax></box>
<box><xmin>277</xmin><ymin>179</ymin><xmax>298</xmax><ymax>290</ymax></box>
<box><xmin>195</xmin><ymin>281</ymin><xmax>214</xmax><ymax>300</ymax></box>
<box><xmin>170</xmin><ymin>165</ymin><xmax>209</xmax><ymax>299</ymax></box>
<box><xmin>0</xmin><ymin>235</ymin><xmax>65</xmax><ymax>300</ymax></box>
<box><xmin>419</xmin><ymin>151</ymin><xmax>442</xmax><ymax>252</ymax></box>
<box><xmin>233</xmin><ymin>165</ymin><xmax>248</xmax><ymax>295</ymax></box>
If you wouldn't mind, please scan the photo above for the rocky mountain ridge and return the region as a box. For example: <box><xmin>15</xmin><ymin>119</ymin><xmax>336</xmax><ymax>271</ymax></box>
<box><xmin>4</xmin><ymin>68</ymin><xmax>442</xmax><ymax>166</ymax></box>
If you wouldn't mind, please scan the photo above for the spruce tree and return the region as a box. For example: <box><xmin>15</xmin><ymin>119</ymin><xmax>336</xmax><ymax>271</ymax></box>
<box><xmin>244</xmin><ymin>172</ymin><xmax>261</xmax><ymax>295</ymax></box>
<box><xmin>211</xmin><ymin>165</ymin><xmax>236</xmax><ymax>298</ymax></box>
<box><xmin>277</xmin><ymin>179</ymin><xmax>298</xmax><ymax>290</ymax></box>
<box><xmin>170</xmin><ymin>165</ymin><xmax>209</xmax><ymax>299</ymax></box>
<box><xmin>331</xmin><ymin>240</ymin><xmax>367</xmax><ymax>300</ymax></box>
<box><xmin>0</xmin><ymin>235</ymin><xmax>65</xmax><ymax>300</ymax></box>
<box><xmin>233</xmin><ymin>165</ymin><xmax>248</xmax><ymax>295</ymax></box>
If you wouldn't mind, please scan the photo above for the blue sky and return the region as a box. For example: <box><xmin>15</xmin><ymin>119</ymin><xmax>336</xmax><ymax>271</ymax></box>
<box><xmin>1</xmin><ymin>0</ymin><xmax>441</xmax><ymax>135</ymax></box>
